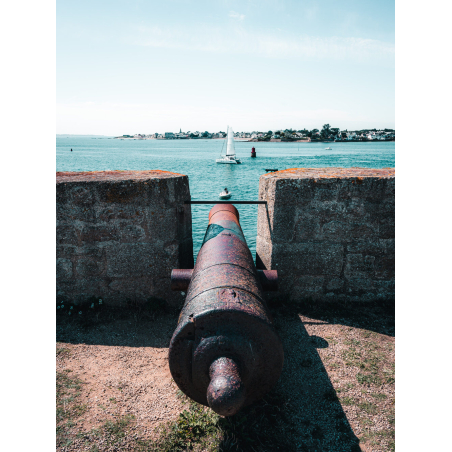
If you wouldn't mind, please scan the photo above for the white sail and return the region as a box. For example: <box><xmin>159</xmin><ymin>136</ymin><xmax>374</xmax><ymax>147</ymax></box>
<box><xmin>226</xmin><ymin>126</ymin><xmax>235</xmax><ymax>156</ymax></box>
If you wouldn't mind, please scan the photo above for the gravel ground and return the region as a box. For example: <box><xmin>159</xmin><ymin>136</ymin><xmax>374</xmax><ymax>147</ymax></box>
<box><xmin>56</xmin><ymin>301</ymin><xmax>394</xmax><ymax>451</ymax></box>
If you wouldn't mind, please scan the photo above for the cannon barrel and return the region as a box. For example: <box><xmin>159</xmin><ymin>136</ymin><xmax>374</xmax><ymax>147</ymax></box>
<box><xmin>169</xmin><ymin>204</ymin><xmax>284</xmax><ymax>416</ymax></box>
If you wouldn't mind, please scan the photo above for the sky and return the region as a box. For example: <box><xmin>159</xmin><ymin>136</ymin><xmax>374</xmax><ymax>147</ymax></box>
<box><xmin>57</xmin><ymin>0</ymin><xmax>395</xmax><ymax>135</ymax></box>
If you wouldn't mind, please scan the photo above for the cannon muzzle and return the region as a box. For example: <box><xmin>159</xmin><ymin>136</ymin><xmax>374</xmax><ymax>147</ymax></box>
<box><xmin>169</xmin><ymin>204</ymin><xmax>283</xmax><ymax>416</ymax></box>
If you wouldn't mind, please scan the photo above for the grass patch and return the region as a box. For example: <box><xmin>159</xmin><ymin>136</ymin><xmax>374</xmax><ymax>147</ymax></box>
<box><xmin>104</xmin><ymin>414</ymin><xmax>136</xmax><ymax>441</ymax></box>
<box><xmin>56</xmin><ymin>369</ymin><xmax>86</xmax><ymax>447</ymax></box>
<box><xmin>152</xmin><ymin>391</ymin><xmax>296</xmax><ymax>452</ymax></box>
<box><xmin>153</xmin><ymin>403</ymin><xmax>219</xmax><ymax>451</ymax></box>
<box><xmin>358</xmin><ymin>402</ymin><xmax>377</xmax><ymax>415</ymax></box>
<box><xmin>340</xmin><ymin>397</ymin><xmax>354</xmax><ymax>406</ymax></box>
<box><xmin>357</xmin><ymin>372</ymin><xmax>382</xmax><ymax>386</ymax></box>
<box><xmin>360</xmin><ymin>429</ymin><xmax>395</xmax><ymax>451</ymax></box>
<box><xmin>56</xmin><ymin>346</ymin><xmax>71</xmax><ymax>358</ymax></box>
<box><xmin>371</xmin><ymin>393</ymin><xmax>387</xmax><ymax>400</ymax></box>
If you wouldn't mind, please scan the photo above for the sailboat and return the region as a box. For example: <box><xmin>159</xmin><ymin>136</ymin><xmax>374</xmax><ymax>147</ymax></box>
<box><xmin>216</xmin><ymin>126</ymin><xmax>241</xmax><ymax>164</ymax></box>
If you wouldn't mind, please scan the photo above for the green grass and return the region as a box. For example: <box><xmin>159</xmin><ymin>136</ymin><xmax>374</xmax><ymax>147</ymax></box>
<box><xmin>56</xmin><ymin>369</ymin><xmax>87</xmax><ymax>447</ymax></box>
<box><xmin>357</xmin><ymin>372</ymin><xmax>382</xmax><ymax>386</ymax></box>
<box><xmin>104</xmin><ymin>415</ymin><xmax>136</xmax><ymax>441</ymax></box>
<box><xmin>371</xmin><ymin>393</ymin><xmax>387</xmax><ymax>400</ymax></box>
<box><xmin>358</xmin><ymin>402</ymin><xmax>377</xmax><ymax>415</ymax></box>
<box><xmin>151</xmin><ymin>391</ymin><xmax>296</xmax><ymax>452</ymax></box>
<box><xmin>56</xmin><ymin>347</ymin><xmax>71</xmax><ymax>358</ymax></box>
<box><xmin>360</xmin><ymin>429</ymin><xmax>395</xmax><ymax>452</ymax></box>
<box><xmin>340</xmin><ymin>396</ymin><xmax>354</xmax><ymax>406</ymax></box>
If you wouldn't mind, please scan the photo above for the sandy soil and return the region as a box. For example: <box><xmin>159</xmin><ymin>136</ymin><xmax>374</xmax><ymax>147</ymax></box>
<box><xmin>56</xmin><ymin>301</ymin><xmax>394</xmax><ymax>452</ymax></box>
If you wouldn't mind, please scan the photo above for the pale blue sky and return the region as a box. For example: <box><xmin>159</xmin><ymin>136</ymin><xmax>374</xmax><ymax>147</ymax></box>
<box><xmin>57</xmin><ymin>0</ymin><xmax>395</xmax><ymax>135</ymax></box>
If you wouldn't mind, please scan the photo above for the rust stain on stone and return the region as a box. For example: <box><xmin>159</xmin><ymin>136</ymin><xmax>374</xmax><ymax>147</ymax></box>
<box><xmin>56</xmin><ymin>170</ymin><xmax>186</xmax><ymax>183</ymax></box>
<box><xmin>262</xmin><ymin>167</ymin><xmax>395</xmax><ymax>180</ymax></box>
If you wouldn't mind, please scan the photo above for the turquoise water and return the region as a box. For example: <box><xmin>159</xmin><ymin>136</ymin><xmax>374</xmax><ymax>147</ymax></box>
<box><xmin>56</xmin><ymin>136</ymin><xmax>395</xmax><ymax>259</ymax></box>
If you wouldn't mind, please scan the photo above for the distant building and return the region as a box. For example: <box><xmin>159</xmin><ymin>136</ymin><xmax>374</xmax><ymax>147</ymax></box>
<box><xmin>165</xmin><ymin>132</ymin><xmax>175</xmax><ymax>139</ymax></box>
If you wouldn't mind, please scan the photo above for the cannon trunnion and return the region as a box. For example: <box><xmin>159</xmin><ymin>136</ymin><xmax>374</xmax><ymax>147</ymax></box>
<box><xmin>169</xmin><ymin>204</ymin><xmax>283</xmax><ymax>416</ymax></box>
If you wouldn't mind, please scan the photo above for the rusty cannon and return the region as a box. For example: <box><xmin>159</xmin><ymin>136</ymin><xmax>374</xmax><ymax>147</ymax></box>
<box><xmin>169</xmin><ymin>204</ymin><xmax>283</xmax><ymax>416</ymax></box>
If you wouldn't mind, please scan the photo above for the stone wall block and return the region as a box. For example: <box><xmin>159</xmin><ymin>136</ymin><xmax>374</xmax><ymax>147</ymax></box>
<box><xmin>271</xmin><ymin>209</ymin><xmax>296</xmax><ymax>242</ymax></box>
<box><xmin>322</xmin><ymin>220</ymin><xmax>378</xmax><ymax>242</ymax></box>
<box><xmin>106</xmin><ymin>242</ymin><xmax>159</xmax><ymax>278</ymax></box>
<box><xmin>69</xmin><ymin>185</ymin><xmax>97</xmax><ymax>206</ymax></box>
<box><xmin>347</xmin><ymin>238</ymin><xmax>394</xmax><ymax>256</ymax></box>
<box><xmin>108</xmin><ymin>277</ymin><xmax>154</xmax><ymax>299</ymax></box>
<box><xmin>95</xmin><ymin>205</ymin><xmax>147</xmax><ymax>222</ymax></box>
<box><xmin>374</xmin><ymin>254</ymin><xmax>395</xmax><ymax>279</ymax></box>
<box><xmin>374</xmin><ymin>280</ymin><xmax>395</xmax><ymax>295</ymax></box>
<box><xmin>57</xmin><ymin>245</ymin><xmax>77</xmax><ymax>258</ymax></box>
<box><xmin>256</xmin><ymin>204</ymin><xmax>273</xmax><ymax>244</ymax></box>
<box><xmin>57</xmin><ymin>258</ymin><xmax>73</xmax><ymax>280</ymax></box>
<box><xmin>344</xmin><ymin>254</ymin><xmax>375</xmax><ymax>278</ymax></box>
<box><xmin>96</xmin><ymin>181</ymin><xmax>149</xmax><ymax>205</ymax></box>
<box><xmin>75</xmin><ymin>258</ymin><xmax>106</xmax><ymax>277</ymax></box>
<box><xmin>118</xmin><ymin>223</ymin><xmax>146</xmax><ymax>242</ymax></box>
<box><xmin>326</xmin><ymin>277</ymin><xmax>344</xmax><ymax>291</ymax></box>
<box><xmin>274</xmin><ymin>242</ymin><xmax>344</xmax><ymax>276</ymax></box>
<box><xmin>80</xmin><ymin>224</ymin><xmax>120</xmax><ymax>244</ymax></box>
<box><xmin>256</xmin><ymin>168</ymin><xmax>395</xmax><ymax>303</ymax></box>
<box><xmin>346</xmin><ymin>276</ymin><xmax>375</xmax><ymax>292</ymax></box>
<box><xmin>293</xmin><ymin>214</ymin><xmax>322</xmax><ymax>241</ymax></box>
<box><xmin>56</xmin><ymin>171</ymin><xmax>192</xmax><ymax>306</ymax></box>
<box><xmin>292</xmin><ymin>276</ymin><xmax>325</xmax><ymax>300</ymax></box>
<box><xmin>379</xmin><ymin>216</ymin><xmax>395</xmax><ymax>239</ymax></box>
<box><xmin>57</xmin><ymin>225</ymin><xmax>79</xmax><ymax>245</ymax></box>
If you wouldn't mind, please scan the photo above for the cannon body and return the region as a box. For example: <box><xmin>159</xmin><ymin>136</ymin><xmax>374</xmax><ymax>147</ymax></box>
<box><xmin>169</xmin><ymin>204</ymin><xmax>283</xmax><ymax>416</ymax></box>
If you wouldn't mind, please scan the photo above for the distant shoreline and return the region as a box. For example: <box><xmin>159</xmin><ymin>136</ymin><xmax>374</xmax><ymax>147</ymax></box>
<box><xmin>112</xmin><ymin>136</ymin><xmax>394</xmax><ymax>143</ymax></box>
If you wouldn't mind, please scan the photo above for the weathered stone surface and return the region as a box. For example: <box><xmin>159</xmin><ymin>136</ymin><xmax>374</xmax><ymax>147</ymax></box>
<box><xmin>273</xmin><ymin>242</ymin><xmax>344</xmax><ymax>276</ymax></box>
<box><xmin>56</xmin><ymin>170</ymin><xmax>194</xmax><ymax>306</ymax></box>
<box><xmin>292</xmin><ymin>276</ymin><xmax>325</xmax><ymax>299</ymax></box>
<box><xmin>57</xmin><ymin>258</ymin><xmax>73</xmax><ymax>280</ymax></box>
<box><xmin>256</xmin><ymin>168</ymin><xmax>395</xmax><ymax>303</ymax></box>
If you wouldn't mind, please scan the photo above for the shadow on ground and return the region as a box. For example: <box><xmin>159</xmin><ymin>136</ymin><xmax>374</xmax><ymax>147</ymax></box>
<box><xmin>269</xmin><ymin>297</ymin><xmax>395</xmax><ymax>337</ymax></box>
<box><xmin>197</xmin><ymin>308</ymin><xmax>363</xmax><ymax>452</ymax></box>
<box><xmin>270</xmin><ymin>312</ymin><xmax>362</xmax><ymax>452</ymax></box>
<box><xmin>56</xmin><ymin>304</ymin><xmax>178</xmax><ymax>348</ymax></box>
<box><xmin>56</xmin><ymin>299</ymin><xmax>394</xmax><ymax>451</ymax></box>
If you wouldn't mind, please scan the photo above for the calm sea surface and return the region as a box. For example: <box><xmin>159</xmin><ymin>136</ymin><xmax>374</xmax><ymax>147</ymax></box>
<box><xmin>56</xmin><ymin>136</ymin><xmax>395</xmax><ymax>260</ymax></box>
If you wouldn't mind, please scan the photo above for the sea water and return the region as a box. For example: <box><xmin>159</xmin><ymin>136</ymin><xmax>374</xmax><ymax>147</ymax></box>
<box><xmin>56</xmin><ymin>136</ymin><xmax>395</xmax><ymax>259</ymax></box>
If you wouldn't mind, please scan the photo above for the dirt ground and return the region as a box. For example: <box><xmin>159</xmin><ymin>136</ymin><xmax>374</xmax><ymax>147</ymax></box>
<box><xmin>56</xmin><ymin>300</ymin><xmax>394</xmax><ymax>452</ymax></box>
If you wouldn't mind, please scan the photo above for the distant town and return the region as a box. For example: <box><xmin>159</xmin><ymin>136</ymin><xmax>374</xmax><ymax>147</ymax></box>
<box><xmin>115</xmin><ymin>124</ymin><xmax>395</xmax><ymax>142</ymax></box>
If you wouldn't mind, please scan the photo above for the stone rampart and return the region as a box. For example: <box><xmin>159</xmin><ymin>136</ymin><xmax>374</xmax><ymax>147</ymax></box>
<box><xmin>56</xmin><ymin>170</ymin><xmax>193</xmax><ymax>306</ymax></box>
<box><xmin>256</xmin><ymin>168</ymin><xmax>395</xmax><ymax>303</ymax></box>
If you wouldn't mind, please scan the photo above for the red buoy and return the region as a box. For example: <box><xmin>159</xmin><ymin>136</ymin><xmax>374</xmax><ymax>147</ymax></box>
<box><xmin>251</xmin><ymin>146</ymin><xmax>256</xmax><ymax>158</ymax></box>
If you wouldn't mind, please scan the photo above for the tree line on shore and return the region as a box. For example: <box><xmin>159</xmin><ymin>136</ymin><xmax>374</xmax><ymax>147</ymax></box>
<box><xmin>118</xmin><ymin>124</ymin><xmax>395</xmax><ymax>141</ymax></box>
<box><xmin>255</xmin><ymin>124</ymin><xmax>395</xmax><ymax>142</ymax></box>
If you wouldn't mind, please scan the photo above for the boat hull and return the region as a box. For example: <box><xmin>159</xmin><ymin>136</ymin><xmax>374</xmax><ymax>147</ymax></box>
<box><xmin>216</xmin><ymin>159</ymin><xmax>238</xmax><ymax>164</ymax></box>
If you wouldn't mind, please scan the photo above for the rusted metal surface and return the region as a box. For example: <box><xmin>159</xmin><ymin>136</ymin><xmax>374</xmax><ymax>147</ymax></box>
<box><xmin>171</xmin><ymin>269</ymin><xmax>194</xmax><ymax>291</ymax></box>
<box><xmin>169</xmin><ymin>204</ymin><xmax>283</xmax><ymax>416</ymax></box>
<box><xmin>184</xmin><ymin>200</ymin><xmax>267</xmax><ymax>204</ymax></box>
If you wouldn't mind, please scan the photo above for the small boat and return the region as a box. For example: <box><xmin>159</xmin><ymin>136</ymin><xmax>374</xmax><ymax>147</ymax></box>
<box><xmin>325</xmin><ymin>147</ymin><xmax>332</xmax><ymax>150</ymax></box>
<box><xmin>216</xmin><ymin>126</ymin><xmax>241</xmax><ymax>164</ymax></box>
<box><xmin>219</xmin><ymin>189</ymin><xmax>232</xmax><ymax>200</ymax></box>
